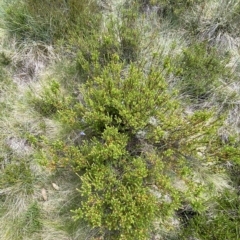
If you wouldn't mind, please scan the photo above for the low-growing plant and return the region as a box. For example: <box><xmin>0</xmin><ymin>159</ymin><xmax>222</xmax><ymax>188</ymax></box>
<box><xmin>39</xmin><ymin>58</ymin><xmax>240</xmax><ymax>239</ymax></box>
<box><xmin>174</xmin><ymin>42</ymin><xmax>231</xmax><ymax>101</ymax></box>
<box><xmin>0</xmin><ymin>161</ymin><xmax>33</xmax><ymax>194</ymax></box>
<box><xmin>3</xmin><ymin>1</ymin><xmax>239</xmax><ymax>239</ymax></box>
<box><xmin>139</xmin><ymin>0</ymin><xmax>204</xmax><ymax>18</ymax></box>
<box><xmin>182</xmin><ymin>0</ymin><xmax>240</xmax><ymax>44</ymax></box>
<box><xmin>29</xmin><ymin>80</ymin><xmax>72</xmax><ymax>117</ymax></box>
<box><xmin>75</xmin><ymin>5</ymin><xmax>142</xmax><ymax>82</ymax></box>
<box><xmin>0</xmin><ymin>66</ymin><xmax>16</xmax><ymax>115</ymax></box>
<box><xmin>21</xmin><ymin>201</ymin><xmax>42</xmax><ymax>235</ymax></box>
<box><xmin>0</xmin><ymin>51</ymin><xmax>11</xmax><ymax>66</ymax></box>
<box><xmin>119</xmin><ymin>6</ymin><xmax>141</xmax><ymax>63</ymax></box>
<box><xmin>2</xmin><ymin>1</ymin><xmax>53</xmax><ymax>42</ymax></box>
<box><xmin>1</xmin><ymin>0</ymin><xmax>101</xmax><ymax>44</ymax></box>
<box><xmin>181</xmin><ymin>190</ymin><xmax>240</xmax><ymax>239</ymax></box>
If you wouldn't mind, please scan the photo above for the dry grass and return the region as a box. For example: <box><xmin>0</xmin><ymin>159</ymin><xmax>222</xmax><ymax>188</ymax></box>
<box><xmin>0</xmin><ymin>24</ymin><xmax>79</xmax><ymax>240</ymax></box>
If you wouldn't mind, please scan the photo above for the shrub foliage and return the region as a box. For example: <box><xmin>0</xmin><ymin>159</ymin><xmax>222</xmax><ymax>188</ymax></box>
<box><xmin>42</xmin><ymin>58</ymin><xmax>239</xmax><ymax>239</ymax></box>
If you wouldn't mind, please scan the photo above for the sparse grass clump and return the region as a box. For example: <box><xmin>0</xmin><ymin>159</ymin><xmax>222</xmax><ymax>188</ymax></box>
<box><xmin>0</xmin><ymin>161</ymin><xmax>33</xmax><ymax>193</ymax></box>
<box><xmin>0</xmin><ymin>66</ymin><xmax>16</xmax><ymax>114</ymax></box>
<box><xmin>138</xmin><ymin>0</ymin><xmax>204</xmax><ymax>18</ymax></box>
<box><xmin>182</xmin><ymin>0</ymin><xmax>240</xmax><ymax>47</ymax></box>
<box><xmin>174</xmin><ymin>41</ymin><xmax>231</xmax><ymax>101</ymax></box>
<box><xmin>181</xmin><ymin>190</ymin><xmax>240</xmax><ymax>239</ymax></box>
<box><xmin>21</xmin><ymin>201</ymin><xmax>43</xmax><ymax>235</ymax></box>
<box><xmin>1</xmin><ymin>0</ymin><xmax>101</xmax><ymax>44</ymax></box>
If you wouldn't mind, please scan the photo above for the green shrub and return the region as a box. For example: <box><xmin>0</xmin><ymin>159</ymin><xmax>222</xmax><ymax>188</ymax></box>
<box><xmin>29</xmin><ymin>80</ymin><xmax>72</xmax><ymax>117</ymax></box>
<box><xmin>119</xmin><ymin>7</ymin><xmax>141</xmax><ymax>63</ymax></box>
<box><xmin>73</xmin><ymin>135</ymin><xmax>159</xmax><ymax>239</ymax></box>
<box><xmin>97</xmin><ymin>6</ymin><xmax>141</xmax><ymax>65</ymax></box>
<box><xmin>75</xmin><ymin>6</ymin><xmax>141</xmax><ymax>82</ymax></box>
<box><xmin>174</xmin><ymin>42</ymin><xmax>230</xmax><ymax>101</ymax></box>
<box><xmin>38</xmin><ymin>58</ymin><xmax>240</xmax><ymax>239</ymax></box>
